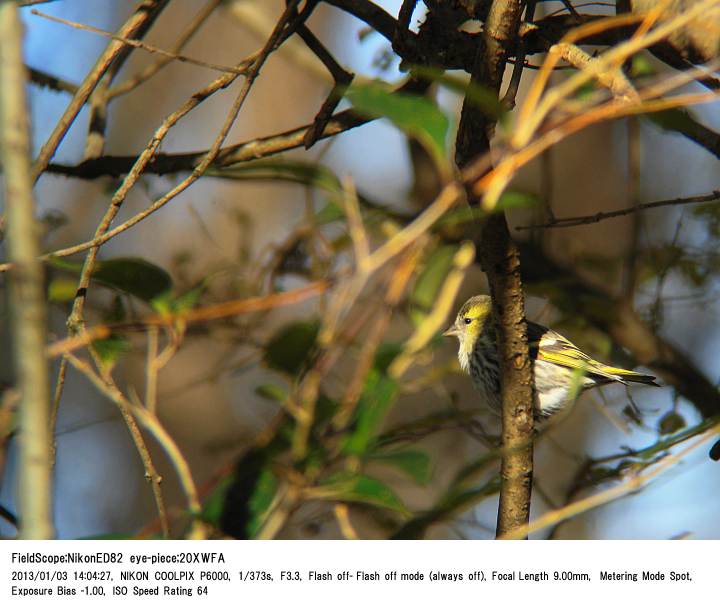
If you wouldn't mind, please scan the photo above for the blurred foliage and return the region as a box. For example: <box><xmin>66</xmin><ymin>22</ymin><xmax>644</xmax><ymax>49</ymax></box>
<box><xmin>263</xmin><ymin>320</ymin><xmax>320</xmax><ymax>376</ymax></box>
<box><xmin>48</xmin><ymin>256</ymin><xmax>173</xmax><ymax>302</ymax></box>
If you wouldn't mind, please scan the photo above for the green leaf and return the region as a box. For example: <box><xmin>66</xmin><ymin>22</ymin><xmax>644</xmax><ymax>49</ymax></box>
<box><xmin>201</xmin><ymin>475</ymin><xmax>234</xmax><ymax>528</ymax></box>
<box><xmin>215</xmin><ymin>444</ymin><xmax>289</xmax><ymax>539</ymax></box>
<box><xmin>495</xmin><ymin>190</ymin><xmax>540</xmax><ymax>211</ymax></box>
<box><xmin>630</xmin><ymin>54</ymin><xmax>656</xmax><ymax>78</ymax></box>
<box><xmin>47</xmin><ymin>256</ymin><xmax>173</xmax><ymax>302</ymax></box>
<box><xmin>343</xmin><ymin>370</ymin><xmax>399</xmax><ymax>456</ymax></box>
<box><xmin>92</xmin><ymin>258</ymin><xmax>172</xmax><ymax>302</ymax></box>
<box><xmin>263</xmin><ymin>320</ymin><xmax>320</xmax><ymax>375</ymax></box>
<box><xmin>314</xmin><ymin>472</ymin><xmax>409</xmax><ymax>516</ymax></box>
<box><xmin>48</xmin><ymin>277</ymin><xmax>78</xmax><ymax>302</ymax></box>
<box><xmin>92</xmin><ymin>335</ymin><xmax>130</xmax><ymax>365</ymax></box>
<box><xmin>314</xmin><ymin>200</ymin><xmax>345</xmax><ymax>225</ymax></box>
<box><xmin>410</xmin><ymin>66</ymin><xmax>506</xmax><ymax>122</ymax></box>
<box><xmin>410</xmin><ymin>245</ymin><xmax>459</xmax><ymax>323</ymax></box>
<box><xmin>692</xmin><ymin>201</ymin><xmax>720</xmax><ymax>239</ymax></box>
<box><xmin>151</xmin><ymin>283</ymin><xmax>205</xmax><ymax>315</ymax></box>
<box><xmin>345</xmin><ymin>82</ymin><xmax>450</xmax><ymax>164</ymax></box>
<box><xmin>658</xmin><ymin>411</ymin><xmax>686</xmax><ymax>435</ymax></box>
<box><xmin>255</xmin><ymin>384</ymin><xmax>288</xmax><ymax>403</ymax></box>
<box><xmin>373</xmin><ymin>342</ymin><xmax>403</xmax><ymax>374</ymax></box>
<box><xmin>172</xmin><ymin>283</ymin><xmax>204</xmax><ymax>312</ymax></box>
<box><xmin>367</xmin><ymin>449</ymin><xmax>432</xmax><ymax>485</ymax></box>
<box><xmin>573</xmin><ymin>80</ymin><xmax>598</xmax><ymax>101</ymax></box>
<box><xmin>647</xmin><ymin>108</ymin><xmax>699</xmax><ymax>134</ymax></box>
<box><xmin>437</xmin><ymin>207</ymin><xmax>478</xmax><ymax>229</ymax></box>
<box><xmin>246</xmin><ymin>469</ymin><xmax>279</xmax><ymax>538</ymax></box>
<box><xmin>315</xmin><ymin>392</ymin><xmax>339</xmax><ymax>427</ymax></box>
<box><xmin>208</xmin><ymin>159</ymin><xmax>342</xmax><ymax>194</ymax></box>
<box><xmin>77</xmin><ymin>533</ymin><xmax>131</xmax><ymax>540</ymax></box>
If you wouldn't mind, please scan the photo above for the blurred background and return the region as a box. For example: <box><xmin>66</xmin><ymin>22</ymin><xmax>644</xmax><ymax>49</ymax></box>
<box><xmin>0</xmin><ymin>0</ymin><xmax>719</xmax><ymax>539</ymax></box>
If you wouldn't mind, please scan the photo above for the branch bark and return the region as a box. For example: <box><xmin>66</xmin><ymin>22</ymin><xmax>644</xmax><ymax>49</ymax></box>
<box><xmin>454</xmin><ymin>0</ymin><xmax>534</xmax><ymax>539</ymax></box>
<box><xmin>0</xmin><ymin>3</ymin><xmax>53</xmax><ymax>539</ymax></box>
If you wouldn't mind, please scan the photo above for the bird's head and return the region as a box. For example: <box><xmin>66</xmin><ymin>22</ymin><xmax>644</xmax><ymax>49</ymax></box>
<box><xmin>443</xmin><ymin>295</ymin><xmax>493</xmax><ymax>354</ymax></box>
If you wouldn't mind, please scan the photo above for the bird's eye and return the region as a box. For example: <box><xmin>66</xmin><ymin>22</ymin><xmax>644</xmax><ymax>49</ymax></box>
<box><xmin>463</xmin><ymin>317</ymin><xmax>472</xmax><ymax>325</ymax></box>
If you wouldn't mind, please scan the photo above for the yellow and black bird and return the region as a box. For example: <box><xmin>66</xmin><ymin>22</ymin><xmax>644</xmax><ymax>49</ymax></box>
<box><xmin>444</xmin><ymin>295</ymin><xmax>658</xmax><ymax>419</ymax></box>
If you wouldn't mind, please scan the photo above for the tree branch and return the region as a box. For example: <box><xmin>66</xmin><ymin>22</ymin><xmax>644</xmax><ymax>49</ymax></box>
<box><xmin>516</xmin><ymin>190</ymin><xmax>720</xmax><ymax>230</ymax></box>
<box><xmin>27</xmin><ymin>65</ymin><xmax>78</xmax><ymax>94</ymax></box>
<box><xmin>0</xmin><ymin>2</ymin><xmax>53</xmax><ymax>539</ymax></box>
<box><xmin>454</xmin><ymin>0</ymin><xmax>534</xmax><ymax>539</ymax></box>
<box><xmin>31</xmin><ymin>0</ymin><xmax>170</xmax><ymax>180</ymax></box>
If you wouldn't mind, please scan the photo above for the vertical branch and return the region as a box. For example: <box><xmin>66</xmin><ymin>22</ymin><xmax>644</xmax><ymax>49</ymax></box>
<box><xmin>0</xmin><ymin>3</ymin><xmax>53</xmax><ymax>539</ymax></box>
<box><xmin>454</xmin><ymin>0</ymin><xmax>534</xmax><ymax>539</ymax></box>
<box><xmin>480</xmin><ymin>214</ymin><xmax>534</xmax><ymax>539</ymax></box>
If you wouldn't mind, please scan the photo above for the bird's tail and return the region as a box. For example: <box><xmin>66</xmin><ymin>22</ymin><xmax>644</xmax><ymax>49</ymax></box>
<box><xmin>597</xmin><ymin>365</ymin><xmax>659</xmax><ymax>386</ymax></box>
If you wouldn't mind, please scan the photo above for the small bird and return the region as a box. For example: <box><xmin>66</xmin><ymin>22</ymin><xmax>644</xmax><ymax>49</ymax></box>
<box><xmin>444</xmin><ymin>295</ymin><xmax>658</xmax><ymax>419</ymax></box>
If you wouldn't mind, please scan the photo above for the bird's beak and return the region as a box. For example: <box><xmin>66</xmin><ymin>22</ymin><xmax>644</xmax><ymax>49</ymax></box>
<box><xmin>443</xmin><ymin>323</ymin><xmax>459</xmax><ymax>337</ymax></box>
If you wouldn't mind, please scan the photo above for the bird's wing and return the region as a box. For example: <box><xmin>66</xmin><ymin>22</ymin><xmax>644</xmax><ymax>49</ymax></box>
<box><xmin>528</xmin><ymin>321</ymin><xmax>658</xmax><ymax>385</ymax></box>
<box><xmin>527</xmin><ymin>322</ymin><xmax>623</xmax><ymax>381</ymax></box>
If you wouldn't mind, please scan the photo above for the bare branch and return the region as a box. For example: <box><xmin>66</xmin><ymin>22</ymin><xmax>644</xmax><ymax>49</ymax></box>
<box><xmin>31</xmin><ymin>0</ymin><xmax>170</xmax><ymax>180</ymax></box>
<box><xmin>0</xmin><ymin>2</ymin><xmax>53</xmax><ymax>539</ymax></box>
<box><xmin>46</xmin><ymin>106</ymin><xmax>371</xmax><ymax>179</ymax></box>
<box><xmin>31</xmin><ymin>8</ymin><xmax>249</xmax><ymax>78</ymax></box>
<box><xmin>517</xmin><ymin>190</ymin><xmax>720</xmax><ymax>230</ymax></box>
<box><xmin>26</xmin><ymin>65</ymin><xmax>78</xmax><ymax>94</ymax></box>
<box><xmin>109</xmin><ymin>0</ymin><xmax>223</xmax><ymax>99</ymax></box>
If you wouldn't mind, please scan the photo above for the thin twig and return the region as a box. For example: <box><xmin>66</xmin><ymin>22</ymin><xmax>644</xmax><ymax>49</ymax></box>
<box><xmin>81</xmin><ymin>1</ymin><xmax>169</xmax><ymax>161</ymax></box>
<box><xmin>47</xmin><ymin>282</ymin><xmax>330</xmax><ymax>359</ymax></box>
<box><xmin>551</xmin><ymin>41</ymin><xmax>639</xmax><ymax>102</ymax></box>
<box><xmin>502</xmin><ymin>0</ymin><xmax>536</xmax><ymax>109</ymax></box>
<box><xmin>27</xmin><ymin>65</ymin><xmax>78</xmax><ymax>94</ymax></box>
<box><xmin>332</xmin><ymin>250</ymin><xmax>420</xmax><ymax>430</ymax></box>
<box><xmin>341</xmin><ymin>177</ymin><xmax>370</xmax><ymax>269</ymax></box>
<box><xmin>43</xmin><ymin>77</ymin><xmax>431</xmax><ymax>181</ymax></box>
<box><xmin>52</xmin><ymin>47</ymin><xmax>251</xmax><ymax>427</ymax></box>
<box><xmin>49</xmin><ymin>357</ymin><xmax>68</xmax><ymax>463</ymax></box>
<box><xmin>31</xmin><ymin>0</ymin><xmax>170</xmax><ymax>180</ymax></box>
<box><xmin>109</xmin><ymin>0</ymin><xmax>223</xmax><ymax>99</ymax></box>
<box><xmin>296</xmin><ymin>24</ymin><xmax>354</xmax><ymax>148</ymax></box>
<box><xmin>145</xmin><ymin>326</ymin><xmax>160</xmax><ymax>415</ymax></box>
<box><xmin>516</xmin><ymin>190</ymin><xmax>720</xmax><ymax>229</ymax></box>
<box><xmin>365</xmin><ymin>183</ymin><xmax>462</xmax><ymax>272</ymax></box>
<box><xmin>388</xmin><ymin>242</ymin><xmax>476</xmax><ymax>379</ymax></box>
<box><xmin>63</xmin><ymin>353</ymin><xmax>192</xmax><ymax>539</ymax></box>
<box><xmin>513</xmin><ymin>3</ymin><xmax>719</xmax><ymax>152</ymax></box>
<box><xmin>31</xmin><ymin>9</ymin><xmax>249</xmax><ymax>78</ymax></box>
<box><xmin>41</xmin><ymin>0</ymin><xmax>305</xmax><ymax>265</ymax></box>
<box><xmin>17</xmin><ymin>0</ymin><xmax>59</xmax><ymax>6</ymax></box>
<box><xmin>470</xmin><ymin>91</ymin><xmax>719</xmax><ymax>209</ymax></box>
<box><xmin>64</xmin><ymin>60</ymin><xmax>244</xmax><ymax>334</ymax></box>
<box><xmin>334</xmin><ymin>503</ymin><xmax>359</xmax><ymax>539</ymax></box>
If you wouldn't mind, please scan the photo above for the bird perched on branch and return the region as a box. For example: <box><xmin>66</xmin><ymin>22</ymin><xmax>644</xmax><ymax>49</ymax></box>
<box><xmin>444</xmin><ymin>295</ymin><xmax>658</xmax><ymax>420</ymax></box>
